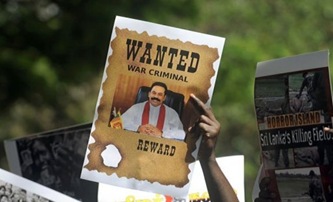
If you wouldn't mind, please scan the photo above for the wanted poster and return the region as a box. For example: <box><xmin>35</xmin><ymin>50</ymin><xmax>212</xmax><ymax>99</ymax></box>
<box><xmin>253</xmin><ymin>50</ymin><xmax>333</xmax><ymax>202</ymax></box>
<box><xmin>81</xmin><ymin>16</ymin><xmax>225</xmax><ymax>197</ymax></box>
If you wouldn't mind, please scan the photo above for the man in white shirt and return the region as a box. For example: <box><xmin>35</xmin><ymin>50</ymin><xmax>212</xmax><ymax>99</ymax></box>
<box><xmin>121</xmin><ymin>82</ymin><xmax>186</xmax><ymax>141</ymax></box>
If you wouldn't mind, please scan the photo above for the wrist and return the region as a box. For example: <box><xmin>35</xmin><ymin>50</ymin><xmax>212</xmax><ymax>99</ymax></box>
<box><xmin>199</xmin><ymin>153</ymin><xmax>217</xmax><ymax>165</ymax></box>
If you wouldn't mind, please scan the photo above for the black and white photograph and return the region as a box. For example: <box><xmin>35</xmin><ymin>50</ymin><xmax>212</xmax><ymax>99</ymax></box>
<box><xmin>4</xmin><ymin>124</ymin><xmax>98</xmax><ymax>202</ymax></box>
<box><xmin>0</xmin><ymin>168</ymin><xmax>78</xmax><ymax>202</ymax></box>
<box><xmin>275</xmin><ymin>167</ymin><xmax>324</xmax><ymax>202</ymax></box>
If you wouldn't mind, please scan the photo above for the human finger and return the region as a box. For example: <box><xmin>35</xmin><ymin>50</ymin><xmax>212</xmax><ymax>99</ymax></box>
<box><xmin>199</xmin><ymin>114</ymin><xmax>216</xmax><ymax>126</ymax></box>
<box><xmin>198</xmin><ymin>121</ymin><xmax>220</xmax><ymax>138</ymax></box>
<box><xmin>190</xmin><ymin>94</ymin><xmax>216</xmax><ymax>121</ymax></box>
<box><xmin>324</xmin><ymin>127</ymin><xmax>333</xmax><ymax>133</ymax></box>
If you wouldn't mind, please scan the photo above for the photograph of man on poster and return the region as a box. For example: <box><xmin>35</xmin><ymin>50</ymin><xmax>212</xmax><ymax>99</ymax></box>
<box><xmin>120</xmin><ymin>81</ymin><xmax>186</xmax><ymax>141</ymax></box>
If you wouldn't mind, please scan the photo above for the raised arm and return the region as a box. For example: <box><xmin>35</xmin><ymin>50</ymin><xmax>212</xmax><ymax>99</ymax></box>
<box><xmin>189</xmin><ymin>94</ymin><xmax>239</xmax><ymax>202</ymax></box>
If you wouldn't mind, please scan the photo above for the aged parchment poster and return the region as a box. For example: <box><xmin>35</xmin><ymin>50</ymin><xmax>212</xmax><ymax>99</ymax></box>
<box><xmin>81</xmin><ymin>16</ymin><xmax>225</xmax><ymax>197</ymax></box>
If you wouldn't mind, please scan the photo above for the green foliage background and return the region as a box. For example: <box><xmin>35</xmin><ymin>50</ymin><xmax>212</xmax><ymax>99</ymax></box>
<box><xmin>1</xmin><ymin>0</ymin><xmax>333</xmax><ymax>201</ymax></box>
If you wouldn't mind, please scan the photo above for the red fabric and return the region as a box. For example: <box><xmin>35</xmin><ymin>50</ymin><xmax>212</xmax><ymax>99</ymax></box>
<box><xmin>142</xmin><ymin>102</ymin><xmax>165</xmax><ymax>131</ymax></box>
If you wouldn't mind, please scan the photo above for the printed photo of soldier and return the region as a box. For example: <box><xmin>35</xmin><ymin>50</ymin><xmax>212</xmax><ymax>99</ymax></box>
<box><xmin>274</xmin><ymin>167</ymin><xmax>325</xmax><ymax>202</ymax></box>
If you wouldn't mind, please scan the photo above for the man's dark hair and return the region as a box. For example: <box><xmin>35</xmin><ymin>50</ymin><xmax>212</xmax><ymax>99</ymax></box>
<box><xmin>309</xmin><ymin>170</ymin><xmax>315</xmax><ymax>176</ymax></box>
<box><xmin>150</xmin><ymin>82</ymin><xmax>168</xmax><ymax>94</ymax></box>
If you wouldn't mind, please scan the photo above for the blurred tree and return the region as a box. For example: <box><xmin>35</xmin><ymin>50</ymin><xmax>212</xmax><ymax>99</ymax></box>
<box><xmin>198</xmin><ymin>1</ymin><xmax>333</xmax><ymax>200</ymax></box>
